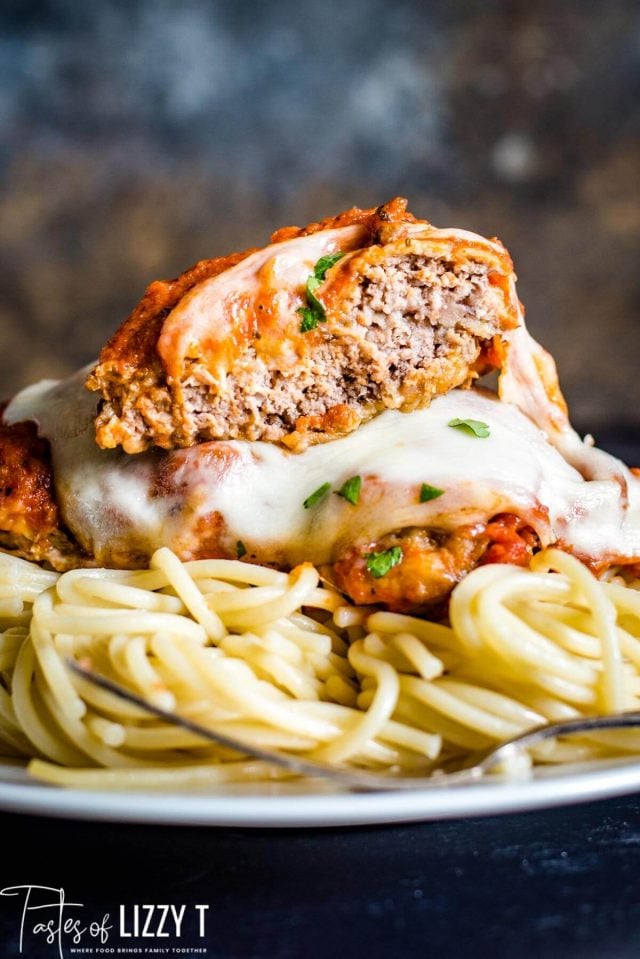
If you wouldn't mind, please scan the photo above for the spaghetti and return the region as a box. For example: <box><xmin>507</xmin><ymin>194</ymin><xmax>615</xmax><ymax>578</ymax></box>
<box><xmin>1</xmin><ymin>547</ymin><xmax>640</xmax><ymax>789</ymax></box>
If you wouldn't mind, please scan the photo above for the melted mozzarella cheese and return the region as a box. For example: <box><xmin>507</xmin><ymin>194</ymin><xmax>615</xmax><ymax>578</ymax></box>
<box><xmin>7</xmin><ymin>373</ymin><xmax>640</xmax><ymax>568</ymax></box>
<box><xmin>157</xmin><ymin>224</ymin><xmax>368</xmax><ymax>379</ymax></box>
<box><xmin>499</xmin><ymin>325</ymin><xmax>631</xmax><ymax>487</ymax></box>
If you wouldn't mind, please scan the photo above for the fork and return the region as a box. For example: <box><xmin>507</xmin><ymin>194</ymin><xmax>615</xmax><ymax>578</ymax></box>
<box><xmin>66</xmin><ymin>659</ymin><xmax>640</xmax><ymax>793</ymax></box>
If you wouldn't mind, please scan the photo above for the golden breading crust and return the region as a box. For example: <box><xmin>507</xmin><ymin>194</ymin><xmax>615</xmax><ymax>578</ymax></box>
<box><xmin>0</xmin><ymin>410</ymin><xmax>86</xmax><ymax>570</ymax></box>
<box><xmin>87</xmin><ymin>198</ymin><xmax>520</xmax><ymax>454</ymax></box>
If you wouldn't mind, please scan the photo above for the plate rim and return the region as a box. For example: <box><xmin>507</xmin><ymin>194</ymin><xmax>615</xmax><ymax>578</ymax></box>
<box><xmin>1</xmin><ymin>759</ymin><xmax>640</xmax><ymax>827</ymax></box>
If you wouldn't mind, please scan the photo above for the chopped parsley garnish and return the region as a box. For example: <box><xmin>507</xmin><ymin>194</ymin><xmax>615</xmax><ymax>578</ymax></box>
<box><xmin>336</xmin><ymin>475</ymin><xmax>362</xmax><ymax>506</ymax></box>
<box><xmin>313</xmin><ymin>252</ymin><xmax>346</xmax><ymax>279</ymax></box>
<box><xmin>304</xmin><ymin>274</ymin><xmax>324</xmax><ymax>315</ymax></box>
<box><xmin>420</xmin><ymin>483</ymin><xmax>445</xmax><ymax>502</ymax></box>
<box><xmin>298</xmin><ymin>252</ymin><xmax>345</xmax><ymax>333</ymax></box>
<box><xmin>448</xmin><ymin>417</ymin><xmax>490</xmax><ymax>438</ymax></box>
<box><xmin>365</xmin><ymin>546</ymin><xmax>404</xmax><ymax>579</ymax></box>
<box><xmin>298</xmin><ymin>307</ymin><xmax>319</xmax><ymax>333</ymax></box>
<box><xmin>303</xmin><ymin>482</ymin><xmax>332</xmax><ymax>509</ymax></box>
<box><xmin>236</xmin><ymin>540</ymin><xmax>247</xmax><ymax>559</ymax></box>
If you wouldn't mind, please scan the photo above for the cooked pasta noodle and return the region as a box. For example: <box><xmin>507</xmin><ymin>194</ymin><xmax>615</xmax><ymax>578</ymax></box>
<box><xmin>1</xmin><ymin>545</ymin><xmax>640</xmax><ymax>789</ymax></box>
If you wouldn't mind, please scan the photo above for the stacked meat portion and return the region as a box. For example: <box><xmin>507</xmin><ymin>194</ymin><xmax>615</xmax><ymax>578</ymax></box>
<box><xmin>3</xmin><ymin>197</ymin><xmax>634</xmax><ymax>611</ymax></box>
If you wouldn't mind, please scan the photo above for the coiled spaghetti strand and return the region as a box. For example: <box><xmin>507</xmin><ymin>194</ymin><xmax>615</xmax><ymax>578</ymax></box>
<box><xmin>0</xmin><ymin>544</ymin><xmax>638</xmax><ymax>788</ymax></box>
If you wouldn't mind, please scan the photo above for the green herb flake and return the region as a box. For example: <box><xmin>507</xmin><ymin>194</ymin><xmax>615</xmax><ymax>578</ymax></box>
<box><xmin>304</xmin><ymin>274</ymin><xmax>324</xmax><ymax>315</ymax></box>
<box><xmin>298</xmin><ymin>307</ymin><xmax>319</xmax><ymax>332</ymax></box>
<box><xmin>313</xmin><ymin>252</ymin><xmax>345</xmax><ymax>280</ymax></box>
<box><xmin>298</xmin><ymin>252</ymin><xmax>345</xmax><ymax>333</ymax></box>
<box><xmin>236</xmin><ymin>540</ymin><xmax>247</xmax><ymax>559</ymax></box>
<box><xmin>336</xmin><ymin>475</ymin><xmax>362</xmax><ymax>506</ymax></box>
<box><xmin>303</xmin><ymin>482</ymin><xmax>332</xmax><ymax>510</ymax></box>
<box><xmin>297</xmin><ymin>301</ymin><xmax>324</xmax><ymax>333</ymax></box>
<box><xmin>365</xmin><ymin>546</ymin><xmax>404</xmax><ymax>579</ymax></box>
<box><xmin>448</xmin><ymin>417</ymin><xmax>490</xmax><ymax>438</ymax></box>
<box><xmin>420</xmin><ymin>483</ymin><xmax>445</xmax><ymax>503</ymax></box>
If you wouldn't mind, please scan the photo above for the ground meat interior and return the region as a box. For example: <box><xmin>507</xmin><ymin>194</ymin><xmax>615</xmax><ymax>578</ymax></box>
<box><xmin>331</xmin><ymin>515</ymin><xmax>539</xmax><ymax>613</ymax></box>
<box><xmin>182</xmin><ymin>255</ymin><xmax>505</xmax><ymax>445</ymax></box>
<box><xmin>94</xmin><ymin>251</ymin><xmax>509</xmax><ymax>453</ymax></box>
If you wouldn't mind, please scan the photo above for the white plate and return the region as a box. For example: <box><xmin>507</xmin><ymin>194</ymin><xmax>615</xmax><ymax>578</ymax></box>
<box><xmin>1</xmin><ymin>758</ymin><xmax>640</xmax><ymax>827</ymax></box>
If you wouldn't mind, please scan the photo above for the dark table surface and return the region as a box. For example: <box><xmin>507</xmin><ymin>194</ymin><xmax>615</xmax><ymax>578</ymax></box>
<box><xmin>2</xmin><ymin>435</ymin><xmax>640</xmax><ymax>959</ymax></box>
<box><xmin>2</xmin><ymin>795</ymin><xmax>640</xmax><ymax>959</ymax></box>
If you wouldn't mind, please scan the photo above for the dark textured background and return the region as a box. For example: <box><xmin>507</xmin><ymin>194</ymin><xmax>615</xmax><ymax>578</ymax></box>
<box><xmin>4</xmin><ymin>796</ymin><xmax>640</xmax><ymax>959</ymax></box>
<box><xmin>1</xmin><ymin>0</ymin><xmax>639</xmax><ymax>435</ymax></box>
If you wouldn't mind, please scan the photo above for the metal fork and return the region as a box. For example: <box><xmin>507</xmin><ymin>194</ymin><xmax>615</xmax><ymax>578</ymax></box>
<box><xmin>67</xmin><ymin>659</ymin><xmax>640</xmax><ymax>793</ymax></box>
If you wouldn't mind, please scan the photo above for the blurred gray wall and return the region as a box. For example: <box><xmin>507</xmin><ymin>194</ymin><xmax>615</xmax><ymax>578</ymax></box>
<box><xmin>1</xmin><ymin>0</ymin><xmax>639</xmax><ymax>435</ymax></box>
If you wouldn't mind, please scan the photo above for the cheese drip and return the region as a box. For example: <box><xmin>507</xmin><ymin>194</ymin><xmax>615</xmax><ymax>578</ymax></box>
<box><xmin>6</xmin><ymin>373</ymin><xmax>640</xmax><ymax>569</ymax></box>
